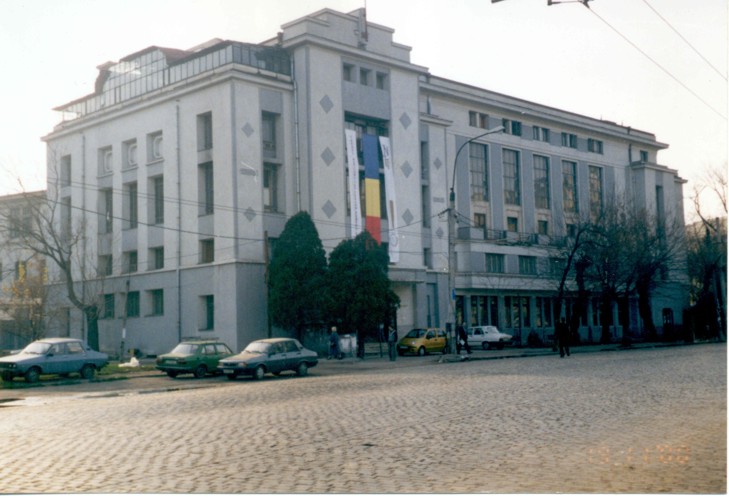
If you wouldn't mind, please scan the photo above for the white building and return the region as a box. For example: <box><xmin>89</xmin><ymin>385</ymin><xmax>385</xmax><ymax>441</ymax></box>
<box><xmin>42</xmin><ymin>8</ymin><xmax>687</xmax><ymax>355</ymax></box>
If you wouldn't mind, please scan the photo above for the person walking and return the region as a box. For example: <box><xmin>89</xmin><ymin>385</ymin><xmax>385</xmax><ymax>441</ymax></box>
<box><xmin>328</xmin><ymin>326</ymin><xmax>341</xmax><ymax>360</ymax></box>
<box><xmin>556</xmin><ymin>318</ymin><xmax>571</xmax><ymax>358</ymax></box>
<box><xmin>387</xmin><ymin>327</ymin><xmax>398</xmax><ymax>361</ymax></box>
<box><xmin>457</xmin><ymin>324</ymin><xmax>471</xmax><ymax>357</ymax></box>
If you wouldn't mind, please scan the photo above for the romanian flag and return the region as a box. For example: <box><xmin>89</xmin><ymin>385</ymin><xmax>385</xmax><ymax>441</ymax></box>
<box><xmin>362</xmin><ymin>134</ymin><xmax>381</xmax><ymax>243</ymax></box>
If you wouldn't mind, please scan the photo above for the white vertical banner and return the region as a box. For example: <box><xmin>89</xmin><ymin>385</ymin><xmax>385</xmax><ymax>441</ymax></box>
<box><xmin>345</xmin><ymin>129</ymin><xmax>363</xmax><ymax>238</ymax></box>
<box><xmin>379</xmin><ymin>136</ymin><xmax>400</xmax><ymax>263</ymax></box>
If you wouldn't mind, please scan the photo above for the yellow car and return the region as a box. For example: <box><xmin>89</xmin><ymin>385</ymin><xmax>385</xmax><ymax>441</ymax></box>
<box><xmin>397</xmin><ymin>328</ymin><xmax>448</xmax><ymax>356</ymax></box>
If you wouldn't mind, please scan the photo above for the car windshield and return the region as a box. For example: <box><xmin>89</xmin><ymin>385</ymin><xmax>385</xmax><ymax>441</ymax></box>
<box><xmin>171</xmin><ymin>343</ymin><xmax>198</xmax><ymax>355</ymax></box>
<box><xmin>404</xmin><ymin>330</ymin><xmax>423</xmax><ymax>339</ymax></box>
<box><xmin>243</xmin><ymin>342</ymin><xmax>271</xmax><ymax>355</ymax></box>
<box><xmin>22</xmin><ymin>342</ymin><xmax>52</xmax><ymax>355</ymax></box>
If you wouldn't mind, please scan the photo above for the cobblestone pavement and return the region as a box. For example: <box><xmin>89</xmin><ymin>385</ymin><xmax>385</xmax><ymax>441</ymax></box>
<box><xmin>0</xmin><ymin>343</ymin><xmax>724</xmax><ymax>494</ymax></box>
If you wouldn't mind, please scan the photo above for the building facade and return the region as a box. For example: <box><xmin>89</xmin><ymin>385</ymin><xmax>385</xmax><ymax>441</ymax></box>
<box><xmin>42</xmin><ymin>8</ymin><xmax>687</xmax><ymax>356</ymax></box>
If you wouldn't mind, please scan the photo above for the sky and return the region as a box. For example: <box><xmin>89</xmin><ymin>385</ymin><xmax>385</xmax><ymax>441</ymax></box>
<box><xmin>0</xmin><ymin>0</ymin><xmax>726</xmax><ymax>222</ymax></box>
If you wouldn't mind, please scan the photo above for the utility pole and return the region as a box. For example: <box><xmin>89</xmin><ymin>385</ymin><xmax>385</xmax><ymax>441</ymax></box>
<box><xmin>448</xmin><ymin>126</ymin><xmax>504</xmax><ymax>353</ymax></box>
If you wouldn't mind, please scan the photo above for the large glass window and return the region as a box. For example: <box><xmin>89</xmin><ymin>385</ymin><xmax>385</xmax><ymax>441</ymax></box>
<box><xmin>562</xmin><ymin>160</ymin><xmax>578</xmax><ymax>213</ymax></box>
<box><xmin>589</xmin><ymin>165</ymin><xmax>603</xmax><ymax>219</ymax></box>
<box><xmin>503</xmin><ymin>149</ymin><xmax>521</xmax><ymax>205</ymax></box>
<box><xmin>469</xmin><ymin>143</ymin><xmax>489</xmax><ymax>201</ymax></box>
<box><xmin>199</xmin><ymin>162</ymin><xmax>214</xmax><ymax>215</ymax></box>
<box><xmin>534</xmin><ymin>155</ymin><xmax>550</xmax><ymax>209</ymax></box>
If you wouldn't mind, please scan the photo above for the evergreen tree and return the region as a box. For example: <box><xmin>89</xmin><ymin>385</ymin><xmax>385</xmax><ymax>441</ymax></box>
<box><xmin>268</xmin><ymin>212</ymin><xmax>327</xmax><ymax>339</ymax></box>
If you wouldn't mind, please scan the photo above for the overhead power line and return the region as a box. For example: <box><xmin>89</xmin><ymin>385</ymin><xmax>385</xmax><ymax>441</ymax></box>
<box><xmin>641</xmin><ymin>0</ymin><xmax>727</xmax><ymax>82</ymax></box>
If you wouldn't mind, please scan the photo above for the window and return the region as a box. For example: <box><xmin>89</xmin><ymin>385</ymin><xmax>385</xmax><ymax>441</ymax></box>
<box><xmin>562</xmin><ymin>160</ymin><xmax>578</xmax><ymax>213</ymax></box>
<box><xmin>60</xmin><ymin>155</ymin><xmax>71</xmax><ymax>187</ymax></box>
<box><xmin>502</xmin><ymin>119</ymin><xmax>522</xmax><ymax>136</ymax></box>
<box><xmin>102</xmin><ymin>294</ymin><xmax>115</xmax><ymax>319</ymax></box>
<box><xmin>149</xmin><ymin>289</ymin><xmax>164</xmax><ymax>316</ymax></box>
<box><xmin>469</xmin><ymin>143</ymin><xmax>489</xmax><ymax>201</ymax></box>
<box><xmin>474</xmin><ymin>213</ymin><xmax>487</xmax><ymax>232</ymax></box>
<box><xmin>197</xmin><ymin>112</ymin><xmax>213</xmax><ymax>151</ymax></box>
<box><xmin>485</xmin><ymin>253</ymin><xmax>505</xmax><ymax>273</ymax></box>
<box><xmin>376</xmin><ymin>72</ymin><xmax>387</xmax><ymax>90</ymax></box>
<box><xmin>126</xmin><ymin>291</ymin><xmax>140</xmax><ymax>318</ymax></box>
<box><xmin>14</xmin><ymin>261</ymin><xmax>25</xmax><ymax>281</ymax></box>
<box><xmin>152</xmin><ymin>176</ymin><xmax>164</xmax><ymax>224</ymax></box>
<box><xmin>61</xmin><ymin>196</ymin><xmax>72</xmax><ymax>240</ymax></box>
<box><xmin>124</xmin><ymin>140</ymin><xmax>138</xmax><ymax>168</ymax></box>
<box><xmin>588</xmin><ymin>138</ymin><xmax>603</xmax><ymax>154</ymax></box>
<box><xmin>421</xmin><ymin>185</ymin><xmax>431</xmax><ymax>228</ymax></box>
<box><xmin>561</xmin><ymin>133</ymin><xmax>577</xmax><ymax>149</ymax></box>
<box><xmin>200</xmin><ymin>238</ymin><xmax>214</xmax><ymax>264</ymax></box>
<box><xmin>640</xmin><ymin>150</ymin><xmax>649</xmax><ymax>162</ymax></box>
<box><xmin>536</xmin><ymin>297</ymin><xmax>553</xmax><ymax>328</ymax></box>
<box><xmin>470</xmin><ymin>111</ymin><xmax>489</xmax><ymax>129</ymax></box>
<box><xmin>589</xmin><ymin>165</ymin><xmax>603</xmax><ymax>218</ymax></box>
<box><xmin>124</xmin><ymin>251</ymin><xmax>138</xmax><ymax>274</ymax></box>
<box><xmin>199</xmin><ymin>162</ymin><xmax>214</xmax><ymax>215</ymax></box>
<box><xmin>342</xmin><ymin>63</ymin><xmax>354</xmax><ymax>82</ymax></box>
<box><xmin>532</xmin><ymin>126</ymin><xmax>550</xmax><ymax>142</ymax></box>
<box><xmin>99</xmin><ymin>147</ymin><xmax>113</xmax><ymax>175</ymax></box>
<box><xmin>503</xmin><ymin>149</ymin><xmax>521</xmax><ymax>205</ymax></box>
<box><xmin>519</xmin><ymin>256</ymin><xmax>537</xmax><ymax>275</ymax></box>
<box><xmin>201</xmin><ymin>295</ymin><xmax>214</xmax><ymax>330</ymax></box>
<box><xmin>359</xmin><ymin>68</ymin><xmax>371</xmax><ymax>86</ymax></box>
<box><xmin>264</xmin><ymin>163</ymin><xmax>279</xmax><ymax>212</ymax></box>
<box><xmin>98</xmin><ymin>254</ymin><xmax>112</xmax><ymax>277</ymax></box>
<box><xmin>538</xmin><ymin>220</ymin><xmax>549</xmax><ymax>236</ymax></box>
<box><xmin>8</xmin><ymin>206</ymin><xmax>31</xmax><ymax>239</ymax></box>
<box><xmin>534</xmin><ymin>155</ymin><xmax>550</xmax><ymax>209</ymax></box>
<box><xmin>423</xmin><ymin>247</ymin><xmax>432</xmax><ymax>269</ymax></box>
<box><xmin>99</xmin><ymin>189</ymin><xmax>113</xmax><ymax>234</ymax></box>
<box><xmin>125</xmin><ymin>182</ymin><xmax>138</xmax><ymax>229</ymax></box>
<box><xmin>150</xmin><ymin>247</ymin><xmax>164</xmax><ymax>270</ymax></box>
<box><xmin>505</xmin><ymin>296</ymin><xmax>531</xmax><ymax>329</ymax></box>
<box><xmin>262</xmin><ymin>112</ymin><xmax>277</xmax><ymax>159</ymax></box>
<box><xmin>507</xmin><ymin>216</ymin><xmax>519</xmax><ymax>233</ymax></box>
<box><xmin>147</xmin><ymin>132</ymin><xmax>163</xmax><ymax>161</ymax></box>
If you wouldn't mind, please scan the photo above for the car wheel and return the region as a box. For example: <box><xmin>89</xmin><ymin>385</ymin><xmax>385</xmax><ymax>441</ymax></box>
<box><xmin>253</xmin><ymin>365</ymin><xmax>265</xmax><ymax>380</ymax></box>
<box><xmin>418</xmin><ymin>346</ymin><xmax>426</xmax><ymax>356</ymax></box>
<box><xmin>482</xmin><ymin>342</ymin><xmax>489</xmax><ymax>350</ymax></box>
<box><xmin>226</xmin><ymin>373</ymin><xmax>237</xmax><ymax>380</ymax></box>
<box><xmin>167</xmin><ymin>371</ymin><xmax>178</xmax><ymax>378</ymax></box>
<box><xmin>80</xmin><ymin>365</ymin><xmax>96</xmax><ymax>380</ymax></box>
<box><xmin>193</xmin><ymin>364</ymin><xmax>207</xmax><ymax>379</ymax></box>
<box><xmin>1</xmin><ymin>372</ymin><xmax>13</xmax><ymax>382</ymax></box>
<box><xmin>25</xmin><ymin>367</ymin><xmax>40</xmax><ymax>384</ymax></box>
<box><xmin>297</xmin><ymin>362</ymin><xmax>308</xmax><ymax>377</ymax></box>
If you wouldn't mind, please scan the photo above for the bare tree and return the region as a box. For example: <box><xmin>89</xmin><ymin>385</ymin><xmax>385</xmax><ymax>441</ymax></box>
<box><xmin>0</xmin><ymin>184</ymin><xmax>105</xmax><ymax>350</ymax></box>
<box><xmin>0</xmin><ymin>257</ymin><xmax>48</xmax><ymax>343</ymax></box>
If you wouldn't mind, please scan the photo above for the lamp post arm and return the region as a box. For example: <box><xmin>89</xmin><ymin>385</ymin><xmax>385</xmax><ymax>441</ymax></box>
<box><xmin>450</xmin><ymin>126</ymin><xmax>505</xmax><ymax>194</ymax></box>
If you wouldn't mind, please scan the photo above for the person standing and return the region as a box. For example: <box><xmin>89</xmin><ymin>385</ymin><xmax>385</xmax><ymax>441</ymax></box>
<box><xmin>328</xmin><ymin>326</ymin><xmax>341</xmax><ymax>360</ymax></box>
<box><xmin>556</xmin><ymin>318</ymin><xmax>571</xmax><ymax>358</ymax></box>
<box><xmin>387</xmin><ymin>327</ymin><xmax>398</xmax><ymax>361</ymax></box>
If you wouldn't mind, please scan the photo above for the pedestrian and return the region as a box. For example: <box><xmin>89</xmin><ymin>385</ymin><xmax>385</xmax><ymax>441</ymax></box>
<box><xmin>387</xmin><ymin>327</ymin><xmax>398</xmax><ymax>361</ymax></box>
<box><xmin>328</xmin><ymin>326</ymin><xmax>341</xmax><ymax>360</ymax></box>
<box><xmin>457</xmin><ymin>324</ymin><xmax>471</xmax><ymax>356</ymax></box>
<box><xmin>556</xmin><ymin>317</ymin><xmax>571</xmax><ymax>358</ymax></box>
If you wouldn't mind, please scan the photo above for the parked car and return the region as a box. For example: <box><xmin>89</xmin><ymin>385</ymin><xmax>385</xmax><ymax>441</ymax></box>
<box><xmin>397</xmin><ymin>328</ymin><xmax>448</xmax><ymax>356</ymax></box>
<box><xmin>0</xmin><ymin>338</ymin><xmax>109</xmax><ymax>383</ymax></box>
<box><xmin>155</xmin><ymin>340</ymin><xmax>234</xmax><ymax>378</ymax></box>
<box><xmin>468</xmin><ymin>326</ymin><xmax>512</xmax><ymax>350</ymax></box>
<box><xmin>218</xmin><ymin>338</ymin><xmax>318</xmax><ymax>380</ymax></box>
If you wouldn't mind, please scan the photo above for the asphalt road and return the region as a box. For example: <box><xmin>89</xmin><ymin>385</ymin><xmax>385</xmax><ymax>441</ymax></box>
<box><xmin>0</xmin><ymin>343</ymin><xmax>724</xmax><ymax>494</ymax></box>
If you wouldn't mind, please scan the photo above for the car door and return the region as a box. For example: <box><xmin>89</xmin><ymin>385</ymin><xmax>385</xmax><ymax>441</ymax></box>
<box><xmin>44</xmin><ymin>344</ymin><xmax>67</xmax><ymax>375</ymax></box>
<box><xmin>424</xmin><ymin>331</ymin><xmax>438</xmax><ymax>352</ymax></box>
<box><xmin>267</xmin><ymin>342</ymin><xmax>287</xmax><ymax>373</ymax></box>
<box><xmin>200</xmin><ymin>344</ymin><xmax>217</xmax><ymax>371</ymax></box>
<box><xmin>65</xmin><ymin>341</ymin><xmax>87</xmax><ymax>374</ymax></box>
<box><xmin>214</xmin><ymin>343</ymin><xmax>233</xmax><ymax>370</ymax></box>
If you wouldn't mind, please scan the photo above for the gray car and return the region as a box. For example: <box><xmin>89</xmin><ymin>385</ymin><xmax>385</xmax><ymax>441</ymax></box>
<box><xmin>218</xmin><ymin>338</ymin><xmax>318</xmax><ymax>380</ymax></box>
<box><xmin>0</xmin><ymin>338</ymin><xmax>109</xmax><ymax>383</ymax></box>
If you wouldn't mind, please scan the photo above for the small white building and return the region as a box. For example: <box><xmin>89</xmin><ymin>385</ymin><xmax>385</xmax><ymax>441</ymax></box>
<box><xmin>41</xmin><ymin>8</ymin><xmax>687</xmax><ymax>356</ymax></box>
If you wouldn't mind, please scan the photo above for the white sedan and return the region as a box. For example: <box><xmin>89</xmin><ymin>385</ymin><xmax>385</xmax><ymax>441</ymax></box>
<box><xmin>467</xmin><ymin>326</ymin><xmax>512</xmax><ymax>350</ymax></box>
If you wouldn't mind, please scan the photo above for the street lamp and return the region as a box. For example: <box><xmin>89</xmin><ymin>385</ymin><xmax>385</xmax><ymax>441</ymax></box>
<box><xmin>448</xmin><ymin>126</ymin><xmax>504</xmax><ymax>353</ymax></box>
